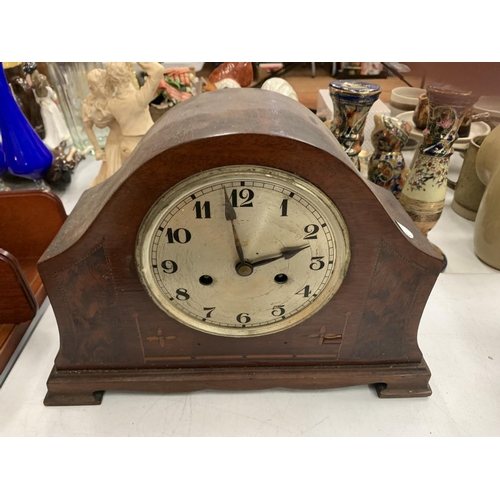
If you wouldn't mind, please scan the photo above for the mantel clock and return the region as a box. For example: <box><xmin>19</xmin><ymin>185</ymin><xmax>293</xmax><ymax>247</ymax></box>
<box><xmin>39</xmin><ymin>89</ymin><xmax>442</xmax><ymax>406</ymax></box>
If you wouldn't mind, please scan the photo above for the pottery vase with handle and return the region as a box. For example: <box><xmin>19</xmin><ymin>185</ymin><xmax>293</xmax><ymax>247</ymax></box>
<box><xmin>399</xmin><ymin>83</ymin><xmax>475</xmax><ymax>237</ymax></box>
<box><xmin>368</xmin><ymin>114</ymin><xmax>412</xmax><ymax>199</ymax></box>
<box><xmin>451</xmin><ymin>135</ymin><xmax>486</xmax><ymax>221</ymax></box>
<box><xmin>329</xmin><ymin>80</ymin><xmax>381</xmax><ymax>170</ymax></box>
<box><xmin>474</xmin><ymin>125</ymin><xmax>500</xmax><ymax>270</ymax></box>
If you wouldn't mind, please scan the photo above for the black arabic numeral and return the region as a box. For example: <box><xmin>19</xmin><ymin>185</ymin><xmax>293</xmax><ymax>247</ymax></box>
<box><xmin>161</xmin><ymin>260</ymin><xmax>178</xmax><ymax>274</ymax></box>
<box><xmin>203</xmin><ymin>307</ymin><xmax>216</xmax><ymax>318</ymax></box>
<box><xmin>194</xmin><ymin>201</ymin><xmax>211</xmax><ymax>219</ymax></box>
<box><xmin>230</xmin><ymin>188</ymin><xmax>254</xmax><ymax>207</ymax></box>
<box><xmin>303</xmin><ymin>224</ymin><xmax>319</xmax><ymax>240</ymax></box>
<box><xmin>280</xmin><ymin>199</ymin><xmax>288</xmax><ymax>217</ymax></box>
<box><xmin>236</xmin><ymin>313</ymin><xmax>251</xmax><ymax>324</ymax></box>
<box><xmin>309</xmin><ymin>256</ymin><xmax>325</xmax><ymax>271</ymax></box>
<box><xmin>296</xmin><ymin>285</ymin><xmax>311</xmax><ymax>298</ymax></box>
<box><xmin>175</xmin><ymin>288</ymin><xmax>190</xmax><ymax>301</ymax></box>
<box><xmin>166</xmin><ymin>228</ymin><xmax>192</xmax><ymax>244</ymax></box>
<box><xmin>272</xmin><ymin>305</ymin><xmax>285</xmax><ymax>317</ymax></box>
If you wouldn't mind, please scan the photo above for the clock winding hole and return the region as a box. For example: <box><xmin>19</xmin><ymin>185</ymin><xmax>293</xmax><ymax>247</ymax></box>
<box><xmin>274</xmin><ymin>274</ymin><xmax>288</xmax><ymax>284</ymax></box>
<box><xmin>199</xmin><ymin>275</ymin><xmax>214</xmax><ymax>286</ymax></box>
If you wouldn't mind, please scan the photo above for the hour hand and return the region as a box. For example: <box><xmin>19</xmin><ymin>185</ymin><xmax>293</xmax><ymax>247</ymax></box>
<box><xmin>250</xmin><ymin>245</ymin><xmax>310</xmax><ymax>267</ymax></box>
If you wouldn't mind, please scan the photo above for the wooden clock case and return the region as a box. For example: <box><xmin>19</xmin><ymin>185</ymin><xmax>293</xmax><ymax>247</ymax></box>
<box><xmin>39</xmin><ymin>89</ymin><xmax>443</xmax><ymax>406</ymax></box>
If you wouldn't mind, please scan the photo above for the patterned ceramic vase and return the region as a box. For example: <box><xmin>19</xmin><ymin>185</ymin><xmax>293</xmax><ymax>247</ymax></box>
<box><xmin>368</xmin><ymin>114</ymin><xmax>412</xmax><ymax>198</ymax></box>
<box><xmin>399</xmin><ymin>84</ymin><xmax>475</xmax><ymax>237</ymax></box>
<box><xmin>0</xmin><ymin>62</ymin><xmax>53</xmax><ymax>187</ymax></box>
<box><xmin>329</xmin><ymin>81</ymin><xmax>381</xmax><ymax>169</ymax></box>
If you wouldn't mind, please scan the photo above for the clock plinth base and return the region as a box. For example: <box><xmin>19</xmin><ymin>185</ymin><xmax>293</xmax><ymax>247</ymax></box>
<box><xmin>44</xmin><ymin>360</ymin><xmax>432</xmax><ymax>406</ymax></box>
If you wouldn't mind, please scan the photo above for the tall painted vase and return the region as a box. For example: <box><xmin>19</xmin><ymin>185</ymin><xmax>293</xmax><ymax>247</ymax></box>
<box><xmin>368</xmin><ymin>114</ymin><xmax>412</xmax><ymax>199</ymax></box>
<box><xmin>329</xmin><ymin>80</ymin><xmax>381</xmax><ymax>169</ymax></box>
<box><xmin>0</xmin><ymin>62</ymin><xmax>53</xmax><ymax>187</ymax></box>
<box><xmin>399</xmin><ymin>84</ymin><xmax>475</xmax><ymax>237</ymax></box>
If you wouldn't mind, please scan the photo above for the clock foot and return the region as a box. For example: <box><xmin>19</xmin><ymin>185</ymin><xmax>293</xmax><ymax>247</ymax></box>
<box><xmin>44</xmin><ymin>366</ymin><xmax>104</xmax><ymax>406</ymax></box>
<box><xmin>374</xmin><ymin>382</ymin><xmax>432</xmax><ymax>398</ymax></box>
<box><xmin>44</xmin><ymin>389</ymin><xmax>104</xmax><ymax>406</ymax></box>
<box><xmin>374</xmin><ymin>365</ymin><xmax>432</xmax><ymax>398</ymax></box>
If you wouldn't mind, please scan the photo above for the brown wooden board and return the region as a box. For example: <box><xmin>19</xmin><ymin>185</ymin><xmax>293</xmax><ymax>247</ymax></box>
<box><xmin>0</xmin><ymin>190</ymin><xmax>66</xmax><ymax>379</ymax></box>
<box><xmin>38</xmin><ymin>89</ymin><xmax>442</xmax><ymax>405</ymax></box>
<box><xmin>0</xmin><ymin>250</ymin><xmax>38</xmax><ymax>324</ymax></box>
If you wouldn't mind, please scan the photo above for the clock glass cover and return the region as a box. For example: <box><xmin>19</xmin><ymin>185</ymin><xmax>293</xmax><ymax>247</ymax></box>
<box><xmin>136</xmin><ymin>166</ymin><xmax>350</xmax><ymax>337</ymax></box>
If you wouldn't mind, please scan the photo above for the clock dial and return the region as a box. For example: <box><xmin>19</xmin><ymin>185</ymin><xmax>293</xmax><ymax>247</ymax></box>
<box><xmin>136</xmin><ymin>166</ymin><xmax>350</xmax><ymax>337</ymax></box>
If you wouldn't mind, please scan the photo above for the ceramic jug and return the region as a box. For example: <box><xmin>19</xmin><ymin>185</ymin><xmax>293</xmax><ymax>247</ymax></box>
<box><xmin>451</xmin><ymin>135</ymin><xmax>486</xmax><ymax>221</ymax></box>
<box><xmin>474</xmin><ymin>125</ymin><xmax>500</xmax><ymax>270</ymax></box>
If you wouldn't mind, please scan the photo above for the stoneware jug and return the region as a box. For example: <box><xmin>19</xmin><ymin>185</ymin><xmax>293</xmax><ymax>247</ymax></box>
<box><xmin>451</xmin><ymin>135</ymin><xmax>486</xmax><ymax>221</ymax></box>
<box><xmin>474</xmin><ymin>125</ymin><xmax>500</xmax><ymax>270</ymax></box>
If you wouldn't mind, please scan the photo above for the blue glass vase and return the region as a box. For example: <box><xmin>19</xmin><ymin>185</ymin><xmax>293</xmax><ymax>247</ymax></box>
<box><xmin>0</xmin><ymin>62</ymin><xmax>53</xmax><ymax>187</ymax></box>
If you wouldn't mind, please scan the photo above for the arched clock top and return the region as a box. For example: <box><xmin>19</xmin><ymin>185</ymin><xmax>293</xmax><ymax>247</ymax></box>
<box><xmin>40</xmin><ymin>89</ymin><xmax>440</xmax><ymax>267</ymax></box>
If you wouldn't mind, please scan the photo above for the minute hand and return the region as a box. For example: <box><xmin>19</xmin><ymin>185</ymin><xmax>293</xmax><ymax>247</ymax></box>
<box><xmin>249</xmin><ymin>245</ymin><xmax>310</xmax><ymax>267</ymax></box>
<box><xmin>224</xmin><ymin>188</ymin><xmax>246</xmax><ymax>265</ymax></box>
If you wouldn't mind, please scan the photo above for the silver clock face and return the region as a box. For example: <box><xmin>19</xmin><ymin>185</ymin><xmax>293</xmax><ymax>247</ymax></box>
<box><xmin>136</xmin><ymin>166</ymin><xmax>350</xmax><ymax>337</ymax></box>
